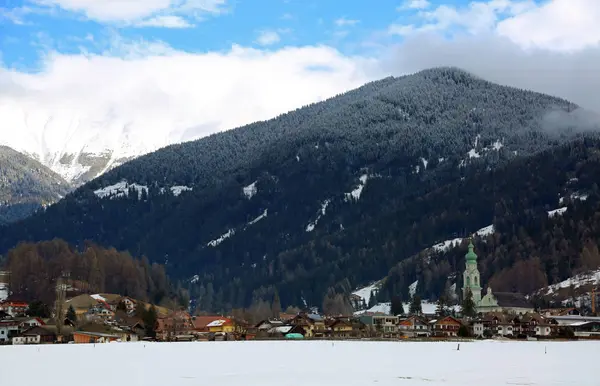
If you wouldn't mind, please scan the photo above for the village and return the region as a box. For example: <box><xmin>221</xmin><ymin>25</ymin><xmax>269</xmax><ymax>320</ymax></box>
<box><xmin>1</xmin><ymin>241</ymin><xmax>600</xmax><ymax>345</ymax></box>
<box><xmin>1</xmin><ymin>292</ymin><xmax>600</xmax><ymax>345</ymax></box>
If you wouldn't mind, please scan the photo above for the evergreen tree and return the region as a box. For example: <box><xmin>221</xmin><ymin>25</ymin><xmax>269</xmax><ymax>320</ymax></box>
<box><xmin>391</xmin><ymin>295</ymin><xmax>404</xmax><ymax>316</ymax></box>
<box><xmin>436</xmin><ymin>295</ymin><xmax>449</xmax><ymax>317</ymax></box>
<box><xmin>271</xmin><ymin>289</ymin><xmax>282</xmax><ymax>318</ymax></box>
<box><xmin>361</xmin><ymin>298</ymin><xmax>367</xmax><ymax>310</ymax></box>
<box><xmin>409</xmin><ymin>295</ymin><xmax>422</xmax><ymax>315</ymax></box>
<box><xmin>66</xmin><ymin>305</ymin><xmax>77</xmax><ymax>322</ymax></box>
<box><xmin>367</xmin><ymin>290</ymin><xmax>376</xmax><ymax>308</ymax></box>
<box><xmin>143</xmin><ymin>305</ymin><xmax>158</xmax><ymax>338</ymax></box>
<box><xmin>26</xmin><ymin>300</ymin><xmax>51</xmax><ymax>318</ymax></box>
<box><xmin>461</xmin><ymin>289</ymin><xmax>476</xmax><ymax>318</ymax></box>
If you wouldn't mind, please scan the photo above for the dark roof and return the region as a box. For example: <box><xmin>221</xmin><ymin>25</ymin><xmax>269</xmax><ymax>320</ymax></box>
<box><xmin>22</xmin><ymin>326</ymin><xmax>56</xmax><ymax>337</ymax></box>
<box><xmin>494</xmin><ymin>292</ymin><xmax>533</xmax><ymax>309</ymax></box>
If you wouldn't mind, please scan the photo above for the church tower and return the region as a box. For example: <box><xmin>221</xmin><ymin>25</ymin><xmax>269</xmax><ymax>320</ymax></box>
<box><xmin>462</xmin><ymin>240</ymin><xmax>482</xmax><ymax>304</ymax></box>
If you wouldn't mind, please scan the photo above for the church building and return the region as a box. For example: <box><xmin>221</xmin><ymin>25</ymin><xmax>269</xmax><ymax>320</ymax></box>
<box><xmin>462</xmin><ymin>241</ymin><xmax>534</xmax><ymax>315</ymax></box>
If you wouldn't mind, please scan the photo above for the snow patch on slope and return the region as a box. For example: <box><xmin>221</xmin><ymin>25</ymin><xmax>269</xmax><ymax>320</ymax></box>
<box><xmin>409</xmin><ymin>280</ymin><xmax>418</xmax><ymax>298</ymax></box>
<box><xmin>243</xmin><ymin>182</ymin><xmax>258</xmax><ymax>199</ymax></box>
<box><xmin>352</xmin><ymin>282</ymin><xmax>381</xmax><ymax>305</ymax></box>
<box><xmin>548</xmin><ymin>207</ymin><xmax>567</xmax><ymax>218</ymax></box>
<box><xmin>248</xmin><ymin>209</ymin><xmax>268</xmax><ymax>225</ymax></box>
<box><xmin>306</xmin><ymin>199</ymin><xmax>331</xmax><ymax>232</ymax></box>
<box><xmin>559</xmin><ymin>193</ymin><xmax>588</xmax><ymax>205</ymax></box>
<box><xmin>94</xmin><ymin>181</ymin><xmax>148</xmax><ymax>199</ymax></box>
<box><xmin>355</xmin><ymin>301</ymin><xmax>460</xmax><ymax>316</ymax></box>
<box><xmin>207</xmin><ymin>229</ymin><xmax>235</xmax><ymax>247</ymax></box>
<box><xmin>170</xmin><ymin>186</ymin><xmax>193</xmax><ymax>197</ymax></box>
<box><xmin>345</xmin><ymin>174</ymin><xmax>368</xmax><ymax>202</ymax></box>
<box><xmin>541</xmin><ymin>269</ymin><xmax>600</xmax><ymax>296</ymax></box>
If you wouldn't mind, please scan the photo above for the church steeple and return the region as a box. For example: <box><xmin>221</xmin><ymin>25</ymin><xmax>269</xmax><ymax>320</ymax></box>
<box><xmin>465</xmin><ymin>240</ymin><xmax>477</xmax><ymax>262</ymax></box>
<box><xmin>462</xmin><ymin>239</ymin><xmax>482</xmax><ymax>305</ymax></box>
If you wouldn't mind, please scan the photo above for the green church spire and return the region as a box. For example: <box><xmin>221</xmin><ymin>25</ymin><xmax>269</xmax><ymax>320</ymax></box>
<box><xmin>465</xmin><ymin>239</ymin><xmax>477</xmax><ymax>263</ymax></box>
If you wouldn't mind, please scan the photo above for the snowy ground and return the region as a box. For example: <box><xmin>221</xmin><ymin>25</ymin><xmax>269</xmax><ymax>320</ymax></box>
<box><xmin>0</xmin><ymin>340</ymin><xmax>595</xmax><ymax>385</ymax></box>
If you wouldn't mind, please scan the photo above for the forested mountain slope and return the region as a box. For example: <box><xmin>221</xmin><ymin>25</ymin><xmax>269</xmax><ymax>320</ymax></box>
<box><xmin>0</xmin><ymin>146</ymin><xmax>70</xmax><ymax>224</ymax></box>
<box><xmin>0</xmin><ymin>68</ymin><xmax>596</xmax><ymax>312</ymax></box>
<box><xmin>376</xmin><ymin>138</ymin><xmax>600</xmax><ymax>306</ymax></box>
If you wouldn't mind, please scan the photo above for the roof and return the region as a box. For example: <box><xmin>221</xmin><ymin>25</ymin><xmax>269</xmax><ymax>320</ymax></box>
<box><xmin>493</xmin><ymin>292</ymin><xmax>533</xmax><ymax>309</ymax></box>
<box><xmin>207</xmin><ymin>318</ymin><xmax>232</xmax><ymax>327</ymax></box>
<box><xmin>269</xmin><ymin>326</ymin><xmax>293</xmax><ymax>334</ymax></box>
<box><xmin>22</xmin><ymin>326</ymin><xmax>55</xmax><ymax>337</ymax></box>
<box><xmin>192</xmin><ymin>316</ymin><xmax>225</xmax><ymax>329</ymax></box>
<box><xmin>73</xmin><ymin>331</ymin><xmax>120</xmax><ymax>338</ymax></box>
<box><xmin>0</xmin><ymin>301</ymin><xmax>28</xmax><ymax>307</ymax></box>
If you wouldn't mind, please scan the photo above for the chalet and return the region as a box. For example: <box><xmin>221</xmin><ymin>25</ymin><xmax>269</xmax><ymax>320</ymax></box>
<box><xmin>13</xmin><ymin>326</ymin><xmax>56</xmax><ymax>345</ymax></box>
<box><xmin>0</xmin><ymin>320</ymin><xmax>20</xmax><ymax>342</ymax></box>
<box><xmin>84</xmin><ymin>304</ymin><xmax>115</xmax><ymax>322</ymax></box>
<box><xmin>18</xmin><ymin>317</ymin><xmax>46</xmax><ymax>332</ymax></box>
<box><xmin>398</xmin><ymin>316</ymin><xmax>430</xmax><ymax>338</ymax></box>
<box><xmin>0</xmin><ymin>301</ymin><xmax>28</xmax><ymax>317</ymax></box>
<box><xmin>192</xmin><ymin>316</ymin><xmax>225</xmax><ymax>333</ymax></box>
<box><xmin>432</xmin><ymin>316</ymin><xmax>462</xmax><ymax>337</ymax></box>
<box><xmin>329</xmin><ymin>318</ymin><xmax>353</xmax><ymax>338</ymax></box>
<box><xmin>472</xmin><ymin>313</ymin><xmax>514</xmax><ymax>337</ymax></box>
<box><xmin>256</xmin><ymin>319</ymin><xmax>285</xmax><ymax>332</ymax></box>
<box><xmin>207</xmin><ymin>318</ymin><xmax>235</xmax><ymax>334</ymax></box>
<box><xmin>289</xmin><ymin>313</ymin><xmax>327</xmax><ymax>338</ymax></box>
<box><xmin>156</xmin><ymin>312</ymin><xmax>194</xmax><ymax>341</ymax></box>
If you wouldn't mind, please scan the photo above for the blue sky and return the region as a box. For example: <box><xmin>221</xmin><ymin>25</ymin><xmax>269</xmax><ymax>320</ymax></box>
<box><xmin>0</xmin><ymin>0</ymin><xmax>548</xmax><ymax>70</ymax></box>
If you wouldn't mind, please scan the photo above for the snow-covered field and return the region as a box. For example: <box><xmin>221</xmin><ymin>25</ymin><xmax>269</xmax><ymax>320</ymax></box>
<box><xmin>0</xmin><ymin>340</ymin><xmax>595</xmax><ymax>385</ymax></box>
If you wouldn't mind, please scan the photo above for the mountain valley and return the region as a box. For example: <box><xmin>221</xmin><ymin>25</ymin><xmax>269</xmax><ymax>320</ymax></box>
<box><xmin>2</xmin><ymin>67</ymin><xmax>600</xmax><ymax>313</ymax></box>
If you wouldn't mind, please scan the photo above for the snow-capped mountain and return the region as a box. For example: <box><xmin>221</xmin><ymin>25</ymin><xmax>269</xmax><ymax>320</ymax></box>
<box><xmin>0</xmin><ymin>103</ymin><xmax>192</xmax><ymax>184</ymax></box>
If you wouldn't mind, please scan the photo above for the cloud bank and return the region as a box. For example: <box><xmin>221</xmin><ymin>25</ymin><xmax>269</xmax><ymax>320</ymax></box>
<box><xmin>1</xmin><ymin>0</ymin><xmax>599</xmax><ymax>159</ymax></box>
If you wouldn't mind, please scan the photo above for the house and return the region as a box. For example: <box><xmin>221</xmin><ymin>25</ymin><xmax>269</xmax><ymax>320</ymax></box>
<box><xmin>328</xmin><ymin>318</ymin><xmax>354</xmax><ymax>338</ymax></box>
<box><xmin>0</xmin><ymin>320</ymin><xmax>20</xmax><ymax>342</ymax></box>
<box><xmin>155</xmin><ymin>311</ymin><xmax>194</xmax><ymax>341</ymax></box>
<box><xmin>13</xmin><ymin>326</ymin><xmax>56</xmax><ymax>344</ymax></box>
<box><xmin>191</xmin><ymin>315</ymin><xmax>225</xmax><ymax>333</ymax></box>
<box><xmin>18</xmin><ymin>317</ymin><xmax>46</xmax><ymax>332</ymax></box>
<box><xmin>256</xmin><ymin>319</ymin><xmax>285</xmax><ymax>332</ymax></box>
<box><xmin>72</xmin><ymin>331</ymin><xmax>120</xmax><ymax>344</ymax></box>
<box><xmin>289</xmin><ymin>313</ymin><xmax>327</xmax><ymax>338</ymax></box>
<box><xmin>84</xmin><ymin>304</ymin><xmax>115</xmax><ymax>322</ymax></box>
<box><xmin>432</xmin><ymin>316</ymin><xmax>462</xmax><ymax>337</ymax></box>
<box><xmin>0</xmin><ymin>301</ymin><xmax>29</xmax><ymax>317</ymax></box>
<box><xmin>398</xmin><ymin>316</ymin><xmax>431</xmax><ymax>338</ymax></box>
<box><xmin>207</xmin><ymin>318</ymin><xmax>235</xmax><ymax>334</ymax></box>
<box><xmin>359</xmin><ymin>314</ymin><xmax>399</xmax><ymax>337</ymax></box>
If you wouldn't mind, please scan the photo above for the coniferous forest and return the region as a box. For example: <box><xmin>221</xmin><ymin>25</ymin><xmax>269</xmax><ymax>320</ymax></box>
<box><xmin>1</xmin><ymin>68</ymin><xmax>600</xmax><ymax>313</ymax></box>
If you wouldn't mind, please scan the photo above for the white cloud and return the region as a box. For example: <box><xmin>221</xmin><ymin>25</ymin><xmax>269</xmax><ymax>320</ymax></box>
<box><xmin>390</xmin><ymin>0</ymin><xmax>536</xmax><ymax>36</ymax></box>
<box><xmin>399</xmin><ymin>0</ymin><xmax>431</xmax><ymax>10</ymax></box>
<box><xmin>0</xmin><ymin>40</ymin><xmax>376</xmax><ymax>160</ymax></box>
<box><xmin>255</xmin><ymin>30</ymin><xmax>281</xmax><ymax>46</ymax></box>
<box><xmin>497</xmin><ymin>0</ymin><xmax>600</xmax><ymax>51</ymax></box>
<box><xmin>335</xmin><ymin>17</ymin><xmax>360</xmax><ymax>27</ymax></box>
<box><xmin>135</xmin><ymin>15</ymin><xmax>194</xmax><ymax>28</ymax></box>
<box><xmin>31</xmin><ymin>0</ymin><xmax>226</xmax><ymax>24</ymax></box>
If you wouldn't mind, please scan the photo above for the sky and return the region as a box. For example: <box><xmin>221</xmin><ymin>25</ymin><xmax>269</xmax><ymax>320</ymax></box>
<box><xmin>1</xmin><ymin>0</ymin><xmax>600</xmax><ymax>146</ymax></box>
